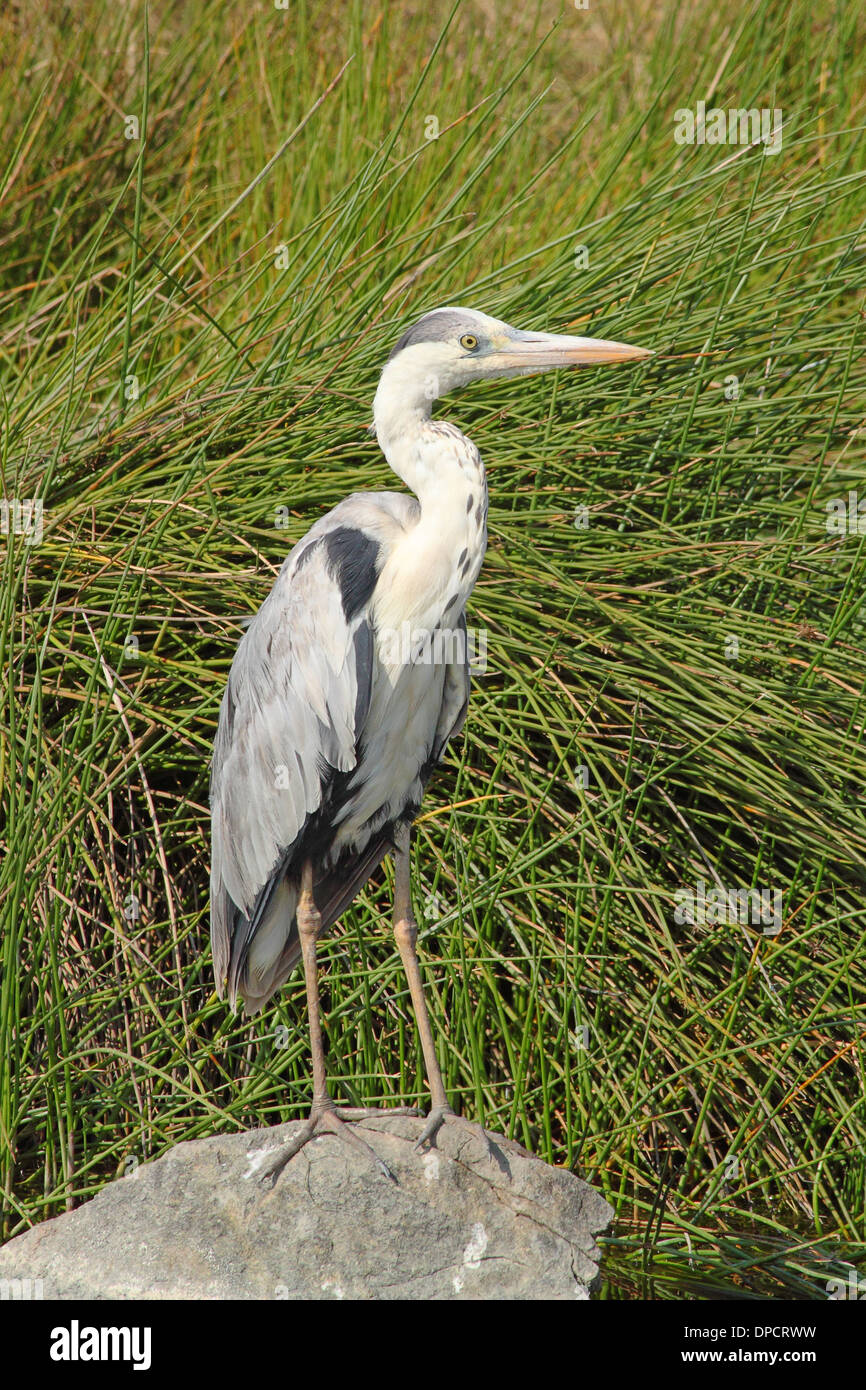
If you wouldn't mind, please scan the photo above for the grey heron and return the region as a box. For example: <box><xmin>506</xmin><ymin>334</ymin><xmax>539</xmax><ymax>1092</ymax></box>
<box><xmin>210</xmin><ymin>306</ymin><xmax>650</xmax><ymax>1180</ymax></box>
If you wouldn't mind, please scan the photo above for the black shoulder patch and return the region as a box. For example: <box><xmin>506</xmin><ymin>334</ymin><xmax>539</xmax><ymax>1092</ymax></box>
<box><xmin>353</xmin><ymin>620</ymin><xmax>374</xmax><ymax>738</ymax></box>
<box><xmin>325</xmin><ymin>526</ymin><xmax>380</xmax><ymax>621</ymax></box>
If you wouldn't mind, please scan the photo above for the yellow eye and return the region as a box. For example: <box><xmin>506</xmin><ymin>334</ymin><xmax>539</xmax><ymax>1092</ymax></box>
<box><xmin>460</xmin><ymin>333</ymin><xmax>478</xmax><ymax>351</ymax></box>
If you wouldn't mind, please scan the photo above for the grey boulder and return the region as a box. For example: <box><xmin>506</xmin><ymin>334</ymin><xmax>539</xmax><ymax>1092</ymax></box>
<box><xmin>0</xmin><ymin>1115</ymin><xmax>613</xmax><ymax>1299</ymax></box>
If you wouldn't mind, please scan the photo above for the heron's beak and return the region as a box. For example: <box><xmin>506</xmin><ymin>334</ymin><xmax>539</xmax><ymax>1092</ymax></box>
<box><xmin>487</xmin><ymin>329</ymin><xmax>652</xmax><ymax>376</ymax></box>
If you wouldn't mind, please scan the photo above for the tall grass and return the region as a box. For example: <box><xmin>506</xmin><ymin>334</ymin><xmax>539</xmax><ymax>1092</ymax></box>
<box><xmin>1</xmin><ymin>0</ymin><xmax>864</xmax><ymax>1297</ymax></box>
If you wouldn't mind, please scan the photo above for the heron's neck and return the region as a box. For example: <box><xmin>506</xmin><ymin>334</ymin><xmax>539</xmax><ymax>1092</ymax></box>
<box><xmin>372</xmin><ymin>375</ymin><xmax>486</xmax><ymax>519</ymax></box>
<box><xmin>372</xmin><ymin>372</ymin><xmax>487</xmax><ymax>629</ymax></box>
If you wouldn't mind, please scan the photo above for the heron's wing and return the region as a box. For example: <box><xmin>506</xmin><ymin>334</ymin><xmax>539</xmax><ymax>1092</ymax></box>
<box><xmin>232</xmin><ymin>611</ymin><xmax>472</xmax><ymax>1012</ymax></box>
<box><xmin>209</xmin><ymin>517</ymin><xmax>381</xmax><ymax>1007</ymax></box>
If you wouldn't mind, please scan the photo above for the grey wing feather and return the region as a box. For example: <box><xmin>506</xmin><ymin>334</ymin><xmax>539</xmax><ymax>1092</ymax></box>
<box><xmin>210</xmin><ymin>502</ymin><xmax>383</xmax><ymax>1007</ymax></box>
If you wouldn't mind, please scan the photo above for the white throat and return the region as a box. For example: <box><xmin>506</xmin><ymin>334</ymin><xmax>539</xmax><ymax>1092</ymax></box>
<box><xmin>371</xmin><ymin>351</ymin><xmax>488</xmax><ymax>634</ymax></box>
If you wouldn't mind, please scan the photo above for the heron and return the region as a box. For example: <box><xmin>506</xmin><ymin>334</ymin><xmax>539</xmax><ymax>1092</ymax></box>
<box><xmin>210</xmin><ymin>305</ymin><xmax>650</xmax><ymax>1180</ymax></box>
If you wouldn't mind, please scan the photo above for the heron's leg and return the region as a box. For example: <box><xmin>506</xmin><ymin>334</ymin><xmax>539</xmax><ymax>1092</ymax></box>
<box><xmin>260</xmin><ymin>861</ymin><xmax>413</xmax><ymax>1187</ymax></box>
<box><xmin>300</xmin><ymin>860</ymin><xmax>331</xmax><ymax>1108</ymax></box>
<box><xmin>392</xmin><ymin>822</ymin><xmax>496</xmax><ymax>1160</ymax></box>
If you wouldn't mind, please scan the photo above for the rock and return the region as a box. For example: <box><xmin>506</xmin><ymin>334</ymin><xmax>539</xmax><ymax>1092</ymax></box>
<box><xmin>0</xmin><ymin>1115</ymin><xmax>613</xmax><ymax>1299</ymax></box>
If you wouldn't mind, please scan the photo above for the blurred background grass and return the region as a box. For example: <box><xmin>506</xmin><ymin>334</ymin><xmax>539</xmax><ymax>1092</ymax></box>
<box><xmin>1</xmin><ymin>0</ymin><xmax>865</xmax><ymax>1298</ymax></box>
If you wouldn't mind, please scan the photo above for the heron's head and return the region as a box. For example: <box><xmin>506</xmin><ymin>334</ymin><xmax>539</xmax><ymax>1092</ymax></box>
<box><xmin>379</xmin><ymin>305</ymin><xmax>651</xmax><ymax>406</ymax></box>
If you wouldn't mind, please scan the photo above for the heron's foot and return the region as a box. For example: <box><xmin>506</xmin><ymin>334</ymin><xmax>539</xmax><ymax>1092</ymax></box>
<box><xmin>415</xmin><ymin>1105</ymin><xmax>510</xmax><ymax>1175</ymax></box>
<box><xmin>259</xmin><ymin>1101</ymin><xmax>417</xmax><ymax>1187</ymax></box>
